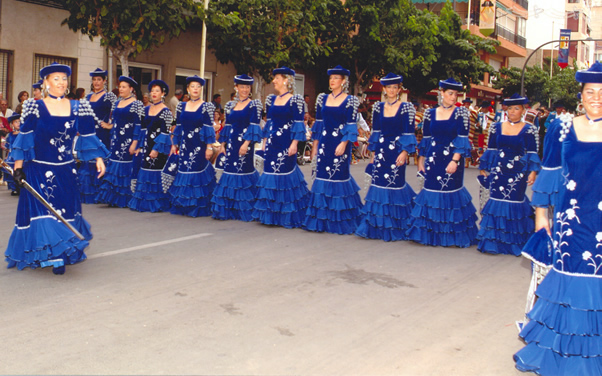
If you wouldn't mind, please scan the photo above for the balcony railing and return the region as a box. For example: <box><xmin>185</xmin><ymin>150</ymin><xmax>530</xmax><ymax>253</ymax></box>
<box><xmin>513</xmin><ymin>0</ymin><xmax>529</xmax><ymax>10</ymax></box>
<box><xmin>495</xmin><ymin>25</ymin><xmax>527</xmax><ymax>48</ymax></box>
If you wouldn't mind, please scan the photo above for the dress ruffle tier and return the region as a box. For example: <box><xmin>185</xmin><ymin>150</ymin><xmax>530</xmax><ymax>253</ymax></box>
<box><xmin>96</xmin><ymin>161</ymin><xmax>133</xmax><ymax>208</ymax></box>
<box><xmin>515</xmin><ymin>267</ymin><xmax>602</xmax><ymax>375</ymax></box>
<box><xmin>128</xmin><ymin>168</ymin><xmax>171</xmax><ymax>212</ymax></box>
<box><xmin>303</xmin><ymin>178</ymin><xmax>363</xmax><ymax>235</ymax></box>
<box><xmin>355</xmin><ymin>183</ymin><xmax>416</xmax><ymax>241</ymax></box>
<box><xmin>169</xmin><ymin>163</ymin><xmax>216</xmax><ymax>217</ymax></box>
<box><xmin>406</xmin><ymin>187</ymin><xmax>478</xmax><ymax>247</ymax></box>
<box><xmin>211</xmin><ymin>171</ymin><xmax>259</xmax><ymax>221</ymax></box>
<box><xmin>78</xmin><ymin>161</ymin><xmax>101</xmax><ymax>204</ymax></box>
<box><xmin>252</xmin><ymin>167</ymin><xmax>310</xmax><ymax>228</ymax></box>
<box><xmin>477</xmin><ymin>197</ymin><xmax>534</xmax><ymax>255</ymax></box>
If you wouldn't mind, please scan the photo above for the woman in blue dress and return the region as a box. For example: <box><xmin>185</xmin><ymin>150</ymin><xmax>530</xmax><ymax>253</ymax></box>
<box><xmin>477</xmin><ymin>94</ymin><xmax>540</xmax><ymax>255</ymax></box>
<box><xmin>169</xmin><ymin>75</ymin><xmax>216</xmax><ymax>217</ymax></box>
<box><xmin>406</xmin><ymin>78</ymin><xmax>478</xmax><ymax>247</ymax></box>
<box><xmin>128</xmin><ymin>80</ymin><xmax>172</xmax><ymax>212</ymax></box>
<box><xmin>355</xmin><ymin>73</ymin><xmax>417</xmax><ymax>241</ymax></box>
<box><xmin>514</xmin><ymin>61</ymin><xmax>602</xmax><ymax>376</ymax></box>
<box><xmin>78</xmin><ymin>68</ymin><xmax>117</xmax><ymax>203</ymax></box>
<box><xmin>4</xmin><ymin>62</ymin><xmax>108</xmax><ymax>274</ymax></box>
<box><xmin>303</xmin><ymin>65</ymin><xmax>362</xmax><ymax>234</ymax></box>
<box><xmin>252</xmin><ymin>67</ymin><xmax>309</xmax><ymax>228</ymax></box>
<box><xmin>211</xmin><ymin>74</ymin><xmax>262</xmax><ymax>221</ymax></box>
<box><xmin>3</xmin><ymin>113</ymin><xmax>21</xmax><ymax>196</ymax></box>
<box><xmin>96</xmin><ymin>76</ymin><xmax>143</xmax><ymax>207</ymax></box>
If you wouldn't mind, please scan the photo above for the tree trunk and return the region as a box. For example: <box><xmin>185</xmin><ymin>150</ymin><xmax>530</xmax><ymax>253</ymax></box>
<box><xmin>111</xmin><ymin>45</ymin><xmax>134</xmax><ymax>78</ymax></box>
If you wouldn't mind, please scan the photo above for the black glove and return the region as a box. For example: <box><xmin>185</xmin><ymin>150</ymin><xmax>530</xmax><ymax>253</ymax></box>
<box><xmin>13</xmin><ymin>168</ymin><xmax>26</xmax><ymax>187</ymax></box>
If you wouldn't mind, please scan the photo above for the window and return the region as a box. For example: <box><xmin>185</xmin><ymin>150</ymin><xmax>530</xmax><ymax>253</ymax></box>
<box><xmin>566</xmin><ymin>11</ymin><xmax>580</xmax><ymax>32</ymax></box>
<box><xmin>34</xmin><ymin>54</ymin><xmax>77</xmax><ymax>92</ymax></box>
<box><xmin>116</xmin><ymin>62</ymin><xmax>161</xmax><ymax>96</ymax></box>
<box><xmin>294</xmin><ymin>73</ymin><xmax>305</xmax><ymax>97</ymax></box>
<box><xmin>0</xmin><ymin>50</ymin><xmax>13</xmax><ymax>102</ymax></box>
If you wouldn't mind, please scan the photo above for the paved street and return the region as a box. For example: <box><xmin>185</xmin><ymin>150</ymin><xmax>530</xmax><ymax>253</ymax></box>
<box><xmin>0</xmin><ymin>161</ymin><xmax>531</xmax><ymax>376</ymax></box>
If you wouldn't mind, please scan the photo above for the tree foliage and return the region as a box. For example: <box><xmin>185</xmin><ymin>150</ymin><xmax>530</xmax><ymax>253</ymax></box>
<box><xmin>61</xmin><ymin>0</ymin><xmax>203</xmax><ymax>76</ymax></box>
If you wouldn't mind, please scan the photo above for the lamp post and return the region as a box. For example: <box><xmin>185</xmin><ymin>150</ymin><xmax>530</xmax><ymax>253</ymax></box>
<box><xmin>520</xmin><ymin>38</ymin><xmax>601</xmax><ymax>96</ymax></box>
<box><xmin>199</xmin><ymin>0</ymin><xmax>210</xmax><ymax>101</ymax></box>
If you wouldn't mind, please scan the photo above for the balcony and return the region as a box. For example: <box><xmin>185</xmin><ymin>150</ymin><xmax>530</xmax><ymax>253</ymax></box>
<box><xmin>494</xmin><ymin>24</ymin><xmax>527</xmax><ymax>48</ymax></box>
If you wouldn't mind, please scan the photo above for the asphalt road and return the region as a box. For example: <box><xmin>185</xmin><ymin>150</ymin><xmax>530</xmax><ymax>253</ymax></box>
<box><xmin>0</xmin><ymin>161</ymin><xmax>532</xmax><ymax>376</ymax></box>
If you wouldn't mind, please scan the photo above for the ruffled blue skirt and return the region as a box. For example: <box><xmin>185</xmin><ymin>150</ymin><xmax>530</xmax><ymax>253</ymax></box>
<box><xmin>303</xmin><ymin>177</ymin><xmax>363</xmax><ymax>235</ymax></box>
<box><xmin>97</xmin><ymin>160</ymin><xmax>133</xmax><ymax>208</ymax></box>
<box><xmin>128</xmin><ymin>168</ymin><xmax>171</xmax><ymax>212</ymax></box>
<box><xmin>355</xmin><ymin>183</ymin><xmax>416</xmax><ymax>241</ymax></box>
<box><xmin>78</xmin><ymin>160</ymin><xmax>101</xmax><ymax>204</ymax></box>
<box><xmin>169</xmin><ymin>163</ymin><xmax>216</xmax><ymax>217</ymax></box>
<box><xmin>406</xmin><ymin>187</ymin><xmax>478</xmax><ymax>247</ymax></box>
<box><xmin>211</xmin><ymin>170</ymin><xmax>259</xmax><ymax>221</ymax></box>
<box><xmin>477</xmin><ymin>197</ymin><xmax>534</xmax><ymax>255</ymax></box>
<box><xmin>252</xmin><ymin>166</ymin><xmax>310</xmax><ymax>228</ymax></box>
<box><xmin>515</xmin><ymin>268</ymin><xmax>602</xmax><ymax>375</ymax></box>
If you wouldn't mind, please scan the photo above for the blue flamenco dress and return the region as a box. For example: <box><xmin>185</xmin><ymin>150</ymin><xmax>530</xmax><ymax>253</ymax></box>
<box><xmin>514</xmin><ymin>117</ymin><xmax>602</xmax><ymax>375</ymax></box>
<box><xmin>406</xmin><ymin>106</ymin><xmax>478</xmax><ymax>247</ymax></box>
<box><xmin>96</xmin><ymin>99</ymin><xmax>143</xmax><ymax>207</ymax></box>
<box><xmin>128</xmin><ymin>106</ymin><xmax>172</xmax><ymax>212</ymax></box>
<box><xmin>3</xmin><ymin>132</ymin><xmax>18</xmax><ymax>191</ymax></box>
<box><xmin>4</xmin><ymin>99</ymin><xmax>109</xmax><ymax>270</ymax></box>
<box><xmin>252</xmin><ymin>94</ymin><xmax>310</xmax><ymax>228</ymax></box>
<box><xmin>169</xmin><ymin>101</ymin><xmax>216</xmax><ymax>217</ymax></box>
<box><xmin>477</xmin><ymin>122</ymin><xmax>541</xmax><ymax>255</ymax></box>
<box><xmin>356</xmin><ymin>101</ymin><xmax>417</xmax><ymax>241</ymax></box>
<box><xmin>303</xmin><ymin>93</ymin><xmax>363</xmax><ymax>234</ymax></box>
<box><xmin>211</xmin><ymin>99</ymin><xmax>262</xmax><ymax>221</ymax></box>
<box><xmin>78</xmin><ymin>91</ymin><xmax>116</xmax><ymax>203</ymax></box>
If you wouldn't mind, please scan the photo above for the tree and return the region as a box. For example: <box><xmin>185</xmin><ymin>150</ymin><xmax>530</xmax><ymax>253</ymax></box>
<box><xmin>546</xmin><ymin>61</ymin><xmax>581</xmax><ymax>111</ymax></box>
<box><xmin>61</xmin><ymin>0</ymin><xmax>203</xmax><ymax>76</ymax></box>
<box><xmin>205</xmin><ymin>0</ymin><xmax>333</xmax><ymax>93</ymax></box>
<box><xmin>493</xmin><ymin>65</ymin><xmax>549</xmax><ymax>104</ymax></box>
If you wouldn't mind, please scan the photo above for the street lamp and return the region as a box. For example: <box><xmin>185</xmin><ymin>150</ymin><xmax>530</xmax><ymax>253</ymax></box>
<box><xmin>520</xmin><ymin>37</ymin><xmax>602</xmax><ymax>96</ymax></box>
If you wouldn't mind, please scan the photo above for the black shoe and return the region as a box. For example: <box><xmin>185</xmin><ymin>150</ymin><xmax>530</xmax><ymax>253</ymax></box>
<box><xmin>10</xmin><ymin>190</ymin><xmax>19</xmax><ymax>196</ymax></box>
<box><xmin>52</xmin><ymin>265</ymin><xmax>66</xmax><ymax>275</ymax></box>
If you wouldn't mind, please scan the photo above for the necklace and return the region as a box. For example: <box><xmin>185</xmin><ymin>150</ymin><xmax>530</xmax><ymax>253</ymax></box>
<box><xmin>93</xmin><ymin>89</ymin><xmax>106</xmax><ymax>95</ymax></box>
<box><xmin>278</xmin><ymin>92</ymin><xmax>289</xmax><ymax>98</ymax></box>
<box><xmin>122</xmin><ymin>94</ymin><xmax>134</xmax><ymax>101</ymax></box>
<box><xmin>387</xmin><ymin>99</ymin><xmax>398</xmax><ymax>106</ymax></box>
<box><xmin>586</xmin><ymin>114</ymin><xmax>602</xmax><ymax>125</ymax></box>
<box><xmin>239</xmin><ymin>97</ymin><xmax>250</xmax><ymax>103</ymax></box>
<box><xmin>151</xmin><ymin>101</ymin><xmax>162</xmax><ymax>106</ymax></box>
<box><xmin>48</xmin><ymin>93</ymin><xmax>65</xmax><ymax>100</ymax></box>
<box><xmin>441</xmin><ymin>103</ymin><xmax>454</xmax><ymax>109</ymax></box>
<box><xmin>190</xmin><ymin>97</ymin><xmax>201</xmax><ymax>102</ymax></box>
<box><xmin>331</xmin><ymin>91</ymin><xmax>344</xmax><ymax>99</ymax></box>
<box><xmin>509</xmin><ymin>120</ymin><xmax>522</xmax><ymax>126</ymax></box>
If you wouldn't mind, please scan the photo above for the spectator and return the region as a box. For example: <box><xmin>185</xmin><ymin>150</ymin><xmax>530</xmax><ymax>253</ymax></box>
<box><xmin>230</xmin><ymin>92</ymin><xmax>235</xmax><ymax>101</ymax></box>
<box><xmin>142</xmin><ymin>92</ymin><xmax>150</xmax><ymax>106</ymax></box>
<box><xmin>169</xmin><ymin>88</ymin><xmax>183</xmax><ymax>114</ymax></box>
<box><xmin>14</xmin><ymin>91</ymin><xmax>29</xmax><ymax>114</ymax></box>
<box><xmin>212</xmin><ymin>93</ymin><xmax>222</xmax><ymax>111</ymax></box>
<box><xmin>32</xmin><ymin>80</ymin><xmax>43</xmax><ymax>100</ymax></box>
<box><xmin>75</xmin><ymin>87</ymin><xmax>86</xmax><ymax>100</ymax></box>
<box><xmin>0</xmin><ymin>99</ymin><xmax>13</xmax><ymax>120</ymax></box>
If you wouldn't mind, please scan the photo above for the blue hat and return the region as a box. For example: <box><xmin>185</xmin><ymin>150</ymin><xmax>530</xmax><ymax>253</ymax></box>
<box><xmin>553</xmin><ymin>101</ymin><xmax>565</xmax><ymax>109</ymax></box>
<box><xmin>40</xmin><ymin>62</ymin><xmax>71</xmax><ymax>78</ymax></box>
<box><xmin>462</xmin><ymin>98</ymin><xmax>473</xmax><ymax>103</ymax></box>
<box><xmin>439</xmin><ymin>78</ymin><xmax>463</xmax><ymax>92</ymax></box>
<box><xmin>89</xmin><ymin>68</ymin><xmax>107</xmax><ymax>78</ymax></box>
<box><xmin>32</xmin><ymin>79</ymin><xmax>43</xmax><ymax>89</ymax></box>
<box><xmin>503</xmin><ymin>93</ymin><xmax>529</xmax><ymax>106</ymax></box>
<box><xmin>327</xmin><ymin>65</ymin><xmax>350</xmax><ymax>77</ymax></box>
<box><xmin>186</xmin><ymin>75</ymin><xmax>206</xmax><ymax>86</ymax></box>
<box><xmin>480</xmin><ymin>100</ymin><xmax>491</xmax><ymax>108</ymax></box>
<box><xmin>380</xmin><ymin>73</ymin><xmax>403</xmax><ymax>86</ymax></box>
<box><xmin>118</xmin><ymin>76</ymin><xmax>138</xmax><ymax>89</ymax></box>
<box><xmin>272</xmin><ymin>66</ymin><xmax>295</xmax><ymax>77</ymax></box>
<box><xmin>148</xmin><ymin>79</ymin><xmax>169</xmax><ymax>96</ymax></box>
<box><xmin>7</xmin><ymin>113</ymin><xmax>20</xmax><ymax>124</ymax></box>
<box><xmin>575</xmin><ymin>61</ymin><xmax>602</xmax><ymax>83</ymax></box>
<box><xmin>234</xmin><ymin>74</ymin><xmax>254</xmax><ymax>85</ymax></box>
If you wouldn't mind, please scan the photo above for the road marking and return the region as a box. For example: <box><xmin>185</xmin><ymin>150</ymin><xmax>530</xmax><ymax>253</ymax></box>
<box><xmin>88</xmin><ymin>233</ymin><xmax>213</xmax><ymax>259</ymax></box>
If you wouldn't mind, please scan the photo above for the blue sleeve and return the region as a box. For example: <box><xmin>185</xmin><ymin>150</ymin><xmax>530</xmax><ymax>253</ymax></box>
<box><xmin>11</xmin><ymin>100</ymin><xmax>37</xmax><ymax>161</ymax></box>
<box><xmin>340</xmin><ymin>95</ymin><xmax>359</xmax><ymax>142</ymax></box>
<box><xmin>523</xmin><ymin>124</ymin><xmax>541</xmax><ymax>172</ymax></box>
<box><xmin>152</xmin><ymin>108</ymin><xmax>173</xmax><ymax>154</ymax></box>
<box><xmin>531</xmin><ymin>117</ymin><xmax>564</xmax><ymax>208</ymax></box>
<box><xmin>451</xmin><ymin>107</ymin><xmax>472</xmax><ymax>157</ymax></box>
<box><xmin>199</xmin><ymin>102</ymin><xmax>217</xmax><ymax>144</ymax></box>
<box><xmin>367</xmin><ymin>102</ymin><xmax>381</xmax><ymax>152</ymax></box>
<box><xmin>262</xmin><ymin>95</ymin><xmax>274</xmax><ymax>139</ymax></box>
<box><xmin>171</xmin><ymin>102</ymin><xmax>184</xmax><ymax>146</ymax></box>
<box><xmin>418</xmin><ymin>109</ymin><xmax>432</xmax><ymax>157</ymax></box>
<box><xmin>242</xmin><ymin>99</ymin><xmax>263</xmax><ymax>143</ymax></box>
<box><xmin>311</xmin><ymin>94</ymin><xmax>326</xmax><ymax>142</ymax></box>
<box><xmin>479</xmin><ymin>122</ymin><xmax>499</xmax><ymax>170</ymax></box>
<box><xmin>396</xmin><ymin>102</ymin><xmax>417</xmax><ymax>153</ymax></box>
<box><xmin>74</xmin><ymin>100</ymin><xmax>110</xmax><ymax>161</ymax></box>
<box><xmin>290</xmin><ymin>95</ymin><xmax>306</xmax><ymax>142</ymax></box>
